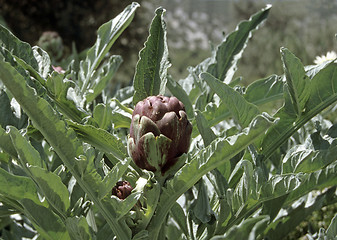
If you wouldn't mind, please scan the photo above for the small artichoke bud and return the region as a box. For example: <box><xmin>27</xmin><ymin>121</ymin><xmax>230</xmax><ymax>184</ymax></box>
<box><xmin>38</xmin><ymin>31</ymin><xmax>64</xmax><ymax>61</ymax></box>
<box><xmin>112</xmin><ymin>181</ymin><xmax>133</xmax><ymax>200</ymax></box>
<box><xmin>128</xmin><ymin>95</ymin><xmax>192</xmax><ymax>174</ymax></box>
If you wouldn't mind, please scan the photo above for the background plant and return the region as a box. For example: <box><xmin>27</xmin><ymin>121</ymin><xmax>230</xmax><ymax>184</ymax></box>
<box><xmin>0</xmin><ymin>2</ymin><xmax>337</xmax><ymax>240</ymax></box>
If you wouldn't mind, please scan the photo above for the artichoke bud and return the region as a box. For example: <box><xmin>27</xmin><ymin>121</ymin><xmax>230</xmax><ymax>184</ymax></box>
<box><xmin>128</xmin><ymin>95</ymin><xmax>192</xmax><ymax>174</ymax></box>
<box><xmin>112</xmin><ymin>181</ymin><xmax>133</xmax><ymax>200</ymax></box>
<box><xmin>37</xmin><ymin>31</ymin><xmax>64</xmax><ymax>61</ymax></box>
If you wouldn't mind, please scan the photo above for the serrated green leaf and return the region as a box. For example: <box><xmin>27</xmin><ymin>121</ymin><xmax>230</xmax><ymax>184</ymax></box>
<box><xmin>231</xmin><ymin>160</ymin><xmax>254</xmax><ymax>212</ymax></box>
<box><xmin>326</xmin><ymin>214</ymin><xmax>337</xmax><ymax>239</ymax></box>
<box><xmin>0</xmin><ymin>24</ymin><xmax>39</xmax><ymax>71</ymax></box>
<box><xmin>133</xmin><ymin>7</ymin><xmax>171</xmax><ymax>104</ymax></box>
<box><xmin>0</xmin><ymin>205</ymin><xmax>18</xmax><ymax>217</ymax></box>
<box><xmin>0</xmin><ymin>25</ymin><xmax>51</xmax><ymax>85</ymax></box>
<box><xmin>0</xmin><ymin>59</ymin><xmax>131</xmax><ymax>239</ymax></box>
<box><xmin>80</xmin><ymin>2</ymin><xmax>139</xmax><ymax>93</ymax></box>
<box><xmin>233</xmin><ymin>161</ymin><xmax>337</xmax><ymax>232</ymax></box>
<box><xmin>281</xmin><ymin>47</ymin><xmax>310</xmax><ymax>116</ymax></box>
<box><xmin>222</xmin><ymin>215</ymin><xmax>269</xmax><ymax>240</ymax></box>
<box><xmin>85</xmin><ymin>55</ymin><xmax>122</xmax><ymax>103</ymax></box>
<box><xmin>199</xmin><ymin>102</ymin><xmax>230</xmax><ymax>137</ymax></box>
<box><xmin>286</xmin><ymin>161</ymin><xmax>337</xmax><ymax>205</ymax></box>
<box><xmin>261</xmin><ymin>62</ymin><xmax>337</xmax><ymax>160</ymax></box>
<box><xmin>1</xmin><ymin>36</ymin><xmax>87</xmax><ymax>125</ymax></box>
<box><xmin>195</xmin><ymin>110</ymin><xmax>216</xmax><ymax>147</ymax></box>
<box><xmin>306</xmin><ymin>62</ymin><xmax>337</xmax><ymax>113</ymax></box>
<box><xmin>281</xmin><ymin>141</ymin><xmax>337</xmax><ymax>174</ymax></box>
<box><xmin>258</xmin><ymin>174</ymin><xmax>303</xmax><ymax>203</ymax></box>
<box><xmin>170</xmin><ymin>202</ymin><xmax>189</xmax><ymax>238</ymax></box>
<box><xmin>134</xmin><ymin>174</ymin><xmax>161</xmax><ymax>232</ymax></box>
<box><xmin>8</xmin><ymin>126</ymin><xmax>71</xmax><ymax>219</ymax></box>
<box><xmin>0</xmin><ymin>60</ymin><xmax>83</xmax><ymax>170</ymax></box>
<box><xmin>0</xmin><ymin>90</ymin><xmax>20</xmax><ymax>127</ymax></box>
<box><xmin>190</xmin><ymin>179</ymin><xmax>216</xmax><ymax>224</ymax></box>
<box><xmin>264</xmin><ymin>189</ymin><xmax>336</xmax><ymax>240</ymax></box>
<box><xmin>166</xmin><ymin>76</ymin><xmax>194</xmax><ymax>119</ymax></box>
<box><xmin>29</xmin><ymin>166</ymin><xmax>71</xmax><ymax>214</ymax></box>
<box><xmin>32</xmin><ymin>46</ymin><xmax>52</xmax><ymax>79</ymax></box>
<box><xmin>199</xmin><ymin>75</ymin><xmax>283</xmax><ymax>138</ymax></box>
<box><xmin>206</xmin><ymin>5</ymin><xmax>271</xmax><ymax>84</ymax></box>
<box><xmin>8</xmin><ymin>126</ymin><xmax>44</xmax><ymax>168</ymax></box>
<box><xmin>201</xmin><ymin>72</ymin><xmax>260</xmax><ymax>128</ymax></box>
<box><xmin>111</xmin><ymin>112</ymin><xmax>131</xmax><ymax>129</ymax></box>
<box><xmin>0</xmin><ymin>46</ymin><xmax>44</xmax><ymax>94</ymax></box>
<box><xmin>21</xmin><ymin>199</ymin><xmax>70</xmax><ymax>240</ymax></box>
<box><xmin>46</xmin><ymin>73</ymin><xmax>88</xmax><ymax>122</ymax></box>
<box><xmin>0</xmin><ymin>125</ymin><xmax>17</xmax><ymax>158</ymax></box>
<box><xmin>80</xmin><ymin>148</ymin><xmax>103</xmax><ymax>197</ymax></box>
<box><xmin>147</xmin><ymin>115</ymin><xmax>273</xmax><ymax>239</ymax></box>
<box><xmin>67</xmin><ymin>121</ymin><xmax>127</xmax><ymax>160</ymax></box>
<box><xmin>244</xmin><ymin>75</ymin><xmax>284</xmax><ymax>106</ymax></box>
<box><xmin>227</xmin><ymin>161</ymin><xmax>337</xmax><ymax>235</ymax></box>
<box><xmin>93</xmin><ymin>103</ymin><xmax>113</xmax><ymax>130</ymax></box>
<box><xmin>65</xmin><ymin>216</ymin><xmax>91</xmax><ymax>240</ymax></box>
<box><xmin>3</xmin><ymin>42</ymin><xmax>85</xmax><ymax>123</ymax></box>
<box><xmin>0</xmin><ymin>168</ymin><xmax>42</xmax><ymax>206</ymax></box>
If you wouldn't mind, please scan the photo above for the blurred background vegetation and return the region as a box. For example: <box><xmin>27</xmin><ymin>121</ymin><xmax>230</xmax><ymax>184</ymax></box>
<box><xmin>1</xmin><ymin>0</ymin><xmax>336</xmax><ymax>87</ymax></box>
<box><xmin>0</xmin><ymin>0</ymin><xmax>337</xmax><ymax>238</ymax></box>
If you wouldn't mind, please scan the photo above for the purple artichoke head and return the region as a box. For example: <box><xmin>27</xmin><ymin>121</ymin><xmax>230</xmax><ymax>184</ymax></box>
<box><xmin>128</xmin><ymin>95</ymin><xmax>192</xmax><ymax>174</ymax></box>
<box><xmin>112</xmin><ymin>181</ymin><xmax>133</xmax><ymax>200</ymax></box>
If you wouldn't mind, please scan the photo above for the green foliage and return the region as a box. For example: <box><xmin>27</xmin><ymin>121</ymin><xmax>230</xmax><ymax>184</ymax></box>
<box><xmin>0</xmin><ymin>2</ymin><xmax>337</xmax><ymax>240</ymax></box>
<box><xmin>133</xmin><ymin>7</ymin><xmax>170</xmax><ymax>105</ymax></box>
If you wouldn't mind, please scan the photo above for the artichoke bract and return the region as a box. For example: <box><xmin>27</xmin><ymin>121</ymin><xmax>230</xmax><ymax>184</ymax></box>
<box><xmin>128</xmin><ymin>95</ymin><xmax>192</xmax><ymax>174</ymax></box>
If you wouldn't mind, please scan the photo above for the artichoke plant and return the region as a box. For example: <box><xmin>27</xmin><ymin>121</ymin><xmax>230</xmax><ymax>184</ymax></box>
<box><xmin>128</xmin><ymin>95</ymin><xmax>192</xmax><ymax>174</ymax></box>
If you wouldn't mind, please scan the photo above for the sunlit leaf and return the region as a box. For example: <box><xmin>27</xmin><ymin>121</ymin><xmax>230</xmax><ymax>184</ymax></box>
<box><xmin>0</xmin><ymin>125</ymin><xmax>17</xmax><ymax>158</ymax></box>
<box><xmin>21</xmin><ymin>199</ymin><xmax>70</xmax><ymax>240</ymax></box>
<box><xmin>133</xmin><ymin>7</ymin><xmax>171</xmax><ymax>104</ymax></box>
<box><xmin>206</xmin><ymin>5</ymin><xmax>271</xmax><ymax>84</ymax></box>
<box><xmin>80</xmin><ymin>2</ymin><xmax>139</xmax><ymax>93</ymax></box>
<box><xmin>0</xmin><ymin>168</ymin><xmax>42</xmax><ymax>206</ymax></box>
<box><xmin>195</xmin><ymin>110</ymin><xmax>216</xmax><ymax>146</ymax></box>
<box><xmin>170</xmin><ymin>202</ymin><xmax>189</xmax><ymax>238</ymax></box>
<box><xmin>260</xmin><ymin>60</ymin><xmax>337</xmax><ymax>160</ymax></box>
<box><xmin>0</xmin><ymin>24</ymin><xmax>39</xmax><ymax>71</ymax></box>
<box><xmin>201</xmin><ymin>72</ymin><xmax>260</xmax><ymax>128</ymax></box>
<box><xmin>85</xmin><ymin>55</ymin><xmax>122</xmax><ymax>103</ymax></box>
<box><xmin>281</xmin><ymin>47</ymin><xmax>310</xmax><ymax>116</ymax></box>
<box><xmin>67</xmin><ymin>121</ymin><xmax>127</xmax><ymax>160</ymax></box>
<box><xmin>166</xmin><ymin>76</ymin><xmax>194</xmax><ymax>119</ymax></box>
<box><xmin>220</xmin><ymin>216</ymin><xmax>269</xmax><ymax>240</ymax></box>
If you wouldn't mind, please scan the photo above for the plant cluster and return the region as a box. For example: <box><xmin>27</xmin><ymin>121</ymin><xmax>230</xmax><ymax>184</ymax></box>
<box><xmin>1</xmin><ymin>2</ymin><xmax>337</xmax><ymax>240</ymax></box>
